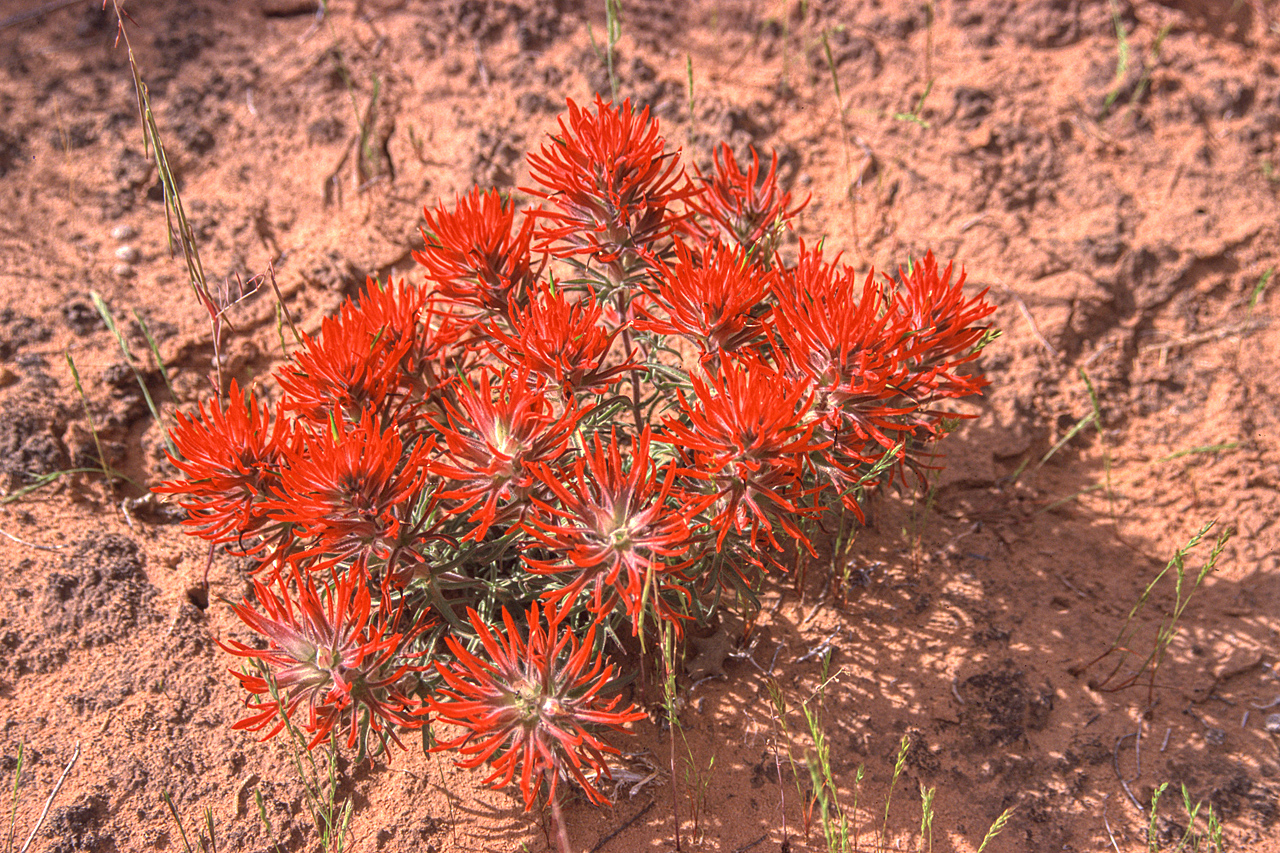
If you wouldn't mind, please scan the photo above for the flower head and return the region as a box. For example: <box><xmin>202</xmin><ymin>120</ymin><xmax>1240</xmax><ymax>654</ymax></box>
<box><xmin>635</xmin><ymin>238</ymin><xmax>775</xmax><ymax>358</ymax></box>
<box><xmin>428</xmin><ymin>601</ymin><xmax>645</xmax><ymax>809</ymax></box>
<box><xmin>483</xmin><ymin>283</ymin><xmax>633</xmax><ymax>395</ymax></box>
<box><xmin>663</xmin><ymin>356</ymin><xmax>827</xmax><ymax>555</ymax></box>
<box><xmin>526</xmin><ymin>96</ymin><xmax>692</xmax><ymax>263</ymax></box>
<box><xmin>432</xmin><ymin>369</ymin><xmax>584</xmax><ymax>541</ymax></box>
<box><xmin>686</xmin><ymin>143</ymin><xmax>807</xmax><ymax>257</ymax></box>
<box><xmin>415</xmin><ymin>188</ymin><xmax>541</xmax><ymax>319</ymax></box>
<box><xmin>155</xmin><ymin>380</ymin><xmax>292</xmax><ymax>551</ymax></box>
<box><xmin>523</xmin><ymin>427</ymin><xmax>696</xmax><ymax>629</ymax></box>
<box><xmin>265</xmin><ymin>411</ymin><xmax>435</xmax><ymax>574</ymax></box>
<box><xmin>276</xmin><ymin>278</ymin><xmax>432</xmax><ymax>424</ymax></box>
<box><xmin>889</xmin><ymin>251</ymin><xmax>995</xmax><ymax>396</ymax></box>
<box><xmin>220</xmin><ymin>567</ymin><xmax>429</xmax><ymax>753</ymax></box>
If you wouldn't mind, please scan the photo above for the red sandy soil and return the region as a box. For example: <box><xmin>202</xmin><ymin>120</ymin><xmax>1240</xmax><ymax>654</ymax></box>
<box><xmin>1</xmin><ymin>1</ymin><xmax>1278</xmax><ymax>851</ymax></box>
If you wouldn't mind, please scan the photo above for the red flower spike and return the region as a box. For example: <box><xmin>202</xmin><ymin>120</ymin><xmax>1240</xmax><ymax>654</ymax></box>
<box><xmin>635</xmin><ymin>238</ymin><xmax>776</xmax><ymax>358</ymax></box>
<box><xmin>523</xmin><ymin>427</ymin><xmax>696</xmax><ymax>630</ymax></box>
<box><xmin>483</xmin><ymin>283</ymin><xmax>634</xmax><ymax>395</ymax></box>
<box><xmin>891</xmin><ymin>251</ymin><xmax>996</xmax><ymax>395</ymax></box>
<box><xmin>428</xmin><ymin>602</ymin><xmax>645</xmax><ymax>810</ymax></box>
<box><xmin>415</xmin><ymin>188</ymin><xmax>541</xmax><ymax>319</ymax></box>
<box><xmin>769</xmin><ymin>246</ymin><xmax>918</xmax><ymax>455</ymax></box>
<box><xmin>662</xmin><ymin>356</ymin><xmax>828</xmax><ymax>555</ymax></box>
<box><xmin>525</xmin><ymin>96</ymin><xmax>693</xmax><ymax>263</ymax></box>
<box><xmin>433</xmin><ymin>369</ymin><xmax>584</xmax><ymax>541</ymax></box>
<box><xmin>686</xmin><ymin>143</ymin><xmax>807</xmax><ymax>257</ymax></box>
<box><xmin>220</xmin><ymin>567</ymin><xmax>429</xmax><ymax>752</ymax></box>
<box><xmin>156</xmin><ymin>380</ymin><xmax>292</xmax><ymax>551</ymax></box>
<box><xmin>276</xmin><ymin>278</ymin><xmax>425</xmax><ymax>424</ymax></box>
<box><xmin>266</xmin><ymin>411</ymin><xmax>435</xmax><ymax>573</ymax></box>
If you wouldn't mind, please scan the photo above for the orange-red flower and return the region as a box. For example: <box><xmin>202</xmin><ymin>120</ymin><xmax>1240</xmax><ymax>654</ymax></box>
<box><xmin>156</xmin><ymin>380</ymin><xmax>292</xmax><ymax>551</ymax></box>
<box><xmin>221</xmin><ymin>567</ymin><xmax>429</xmax><ymax>753</ymax></box>
<box><xmin>523</xmin><ymin>427</ymin><xmax>696</xmax><ymax>628</ymax></box>
<box><xmin>889</xmin><ymin>251</ymin><xmax>995</xmax><ymax>398</ymax></box>
<box><xmin>635</xmin><ymin>238</ymin><xmax>775</xmax><ymax>358</ymax></box>
<box><xmin>483</xmin><ymin>283</ymin><xmax>633</xmax><ymax>395</ymax></box>
<box><xmin>432</xmin><ymin>369</ymin><xmax>584</xmax><ymax>541</ymax></box>
<box><xmin>266</xmin><ymin>411</ymin><xmax>435</xmax><ymax>573</ymax></box>
<box><xmin>276</xmin><ymin>278</ymin><xmax>428</xmax><ymax>424</ymax></box>
<box><xmin>415</xmin><ymin>188</ymin><xmax>542</xmax><ymax>319</ymax></box>
<box><xmin>526</xmin><ymin>96</ymin><xmax>692</xmax><ymax>263</ymax></box>
<box><xmin>686</xmin><ymin>143</ymin><xmax>806</xmax><ymax>257</ymax></box>
<box><xmin>663</xmin><ymin>356</ymin><xmax>827</xmax><ymax>554</ymax></box>
<box><xmin>427</xmin><ymin>602</ymin><xmax>644</xmax><ymax>809</ymax></box>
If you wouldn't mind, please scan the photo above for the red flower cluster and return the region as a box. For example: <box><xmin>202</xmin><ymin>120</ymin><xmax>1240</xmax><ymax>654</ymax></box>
<box><xmin>428</xmin><ymin>602</ymin><xmax>644</xmax><ymax>809</ymax></box>
<box><xmin>219</xmin><ymin>567</ymin><xmax>429</xmax><ymax>752</ymax></box>
<box><xmin>159</xmin><ymin>95</ymin><xmax>996</xmax><ymax>811</ymax></box>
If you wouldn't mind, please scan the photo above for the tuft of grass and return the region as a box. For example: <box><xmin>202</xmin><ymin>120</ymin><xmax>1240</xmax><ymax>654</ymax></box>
<box><xmin>6</xmin><ymin>742</ymin><xmax>79</xmax><ymax>853</ymax></box>
<box><xmin>1072</xmin><ymin>520</ymin><xmax>1232</xmax><ymax>706</ymax></box>
<box><xmin>587</xmin><ymin>0</ymin><xmax>623</xmax><ymax>99</ymax></box>
<box><xmin>90</xmin><ymin>292</ymin><xmax>176</xmax><ymax>457</ymax></box>
<box><xmin>162</xmin><ymin>792</ymin><xmax>217</xmax><ymax>853</ymax></box>
<box><xmin>253</xmin><ymin>790</ymin><xmax>288</xmax><ymax>853</ymax></box>
<box><xmin>892</xmin><ymin>2</ymin><xmax>936</xmax><ymax>126</ymax></box>
<box><xmin>4</xmin><ymin>742</ymin><xmax>22</xmax><ymax>853</ymax></box>
<box><xmin>1103</xmin><ymin>0</ymin><xmax>1132</xmax><ymax>114</ymax></box>
<box><xmin>64</xmin><ymin>351</ymin><xmax>137</xmax><ymax>492</ymax></box>
<box><xmin>1248</xmin><ymin>266</ymin><xmax>1273</xmax><ymax>309</ymax></box>
<box><xmin>977</xmin><ymin>806</ymin><xmax>1014</xmax><ymax>852</ymax></box>
<box><xmin>1146</xmin><ymin>783</ymin><xmax>1226</xmax><ymax>852</ymax></box>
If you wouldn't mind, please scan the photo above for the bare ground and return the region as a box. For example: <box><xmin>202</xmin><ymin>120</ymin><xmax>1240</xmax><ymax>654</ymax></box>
<box><xmin>1</xmin><ymin>1</ymin><xmax>1278</xmax><ymax>851</ymax></box>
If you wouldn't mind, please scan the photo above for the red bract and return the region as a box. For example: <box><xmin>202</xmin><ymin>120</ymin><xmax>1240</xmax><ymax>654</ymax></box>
<box><xmin>890</xmin><ymin>251</ymin><xmax>995</xmax><ymax>396</ymax></box>
<box><xmin>636</xmin><ymin>238</ymin><xmax>775</xmax><ymax>358</ymax></box>
<box><xmin>526</xmin><ymin>95</ymin><xmax>692</xmax><ymax>263</ymax></box>
<box><xmin>484</xmin><ymin>283</ymin><xmax>633</xmax><ymax>395</ymax></box>
<box><xmin>686</xmin><ymin>143</ymin><xmax>806</xmax><ymax>257</ymax></box>
<box><xmin>663</xmin><ymin>357</ymin><xmax>827</xmax><ymax>554</ymax></box>
<box><xmin>276</xmin><ymin>279</ymin><xmax>427</xmax><ymax>424</ymax></box>
<box><xmin>266</xmin><ymin>411</ymin><xmax>435</xmax><ymax>574</ymax></box>
<box><xmin>415</xmin><ymin>187</ymin><xmax>541</xmax><ymax>319</ymax></box>
<box><xmin>433</xmin><ymin>369</ymin><xmax>584</xmax><ymax>541</ymax></box>
<box><xmin>428</xmin><ymin>602</ymin><xmax>645</xmax><ymax>810</ymax></box>
<box><xmin>769</xmin><ymin>247</ymin><xmax>917</xmax><ymax>457</ymax></box>
<box><xmin>156</xmin><ymin>380</ymin><xmax>291</xmax><ymax>550</ymax></box>
<box><xmin>220</xmin><ymin>567</ymin><xmax>428</xmax><ymax>752</ymax></box>
<box><xmin>523</xmin><ymin>427</ymin><xmax>695</xmax><ymax>629</ymax></box>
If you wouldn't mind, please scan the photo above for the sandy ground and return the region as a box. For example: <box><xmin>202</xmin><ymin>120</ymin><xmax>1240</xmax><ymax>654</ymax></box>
<box><xmin>1</xmin><ymin>1</ymin><xmax>1278</xmax><ymax>851</ymax></box>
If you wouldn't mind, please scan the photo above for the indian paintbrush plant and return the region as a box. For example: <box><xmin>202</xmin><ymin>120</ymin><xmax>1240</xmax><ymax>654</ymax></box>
<box><xmin>157</xmin><ymin>95</ymin><xmax>996</xmax><ymax>845</ymax></box>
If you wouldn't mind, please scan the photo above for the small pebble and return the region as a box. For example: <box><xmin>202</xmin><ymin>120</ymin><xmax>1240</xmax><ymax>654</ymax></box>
<box><xmin>0</xmin><ymin>366</ymin><xmax>17</xmax><ymax>388</ymax></box>
<box><xmin>112</xmin><ymin>262</ymin><xmax>135</xmax><ymax>278</ymax></box>
<box><xmin>111</xmin><ymin>224</ymin><xmax>137</xmax><ymax>241</ymax></box>
<box><xmin>115</xmin><ymin>244</ymin><xmax>140</xmax><ymax>263</ymax></box>
<box><xmin>1203</xmin><ymin>727</ymin><xmax>1227</xmax><ymax>746</ymax></box>
<box><xmin>1265</xmin><ymin>713</ymin><xmax>1280</xmax><ymax>734</ymax></box>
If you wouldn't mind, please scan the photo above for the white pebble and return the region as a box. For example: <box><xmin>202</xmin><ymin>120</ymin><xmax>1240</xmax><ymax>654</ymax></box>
<box><xmin>113</xmin><ymin>262</ymin><xmax>135</xmax><ymax>278</ymax></box>
<box><xmin>111</xmin><ymin>224</ymin><xmax>137</xmax><ymax>241</ymax></box>
<box><xmin>115</xmin><ymin>245</ymin><xmax>140</xmax><ymax>263</ymax></box>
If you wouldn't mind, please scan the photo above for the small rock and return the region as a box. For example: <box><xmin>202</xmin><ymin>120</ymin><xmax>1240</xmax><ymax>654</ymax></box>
<box><xmin>110</xmin><ymin>224</ymin><xmax>137</xmax><ymax>241</ymax></box>
<box><xmin>0</xmin><ymin>366</ymin><xmax>16</xmax><ymax>388</ymax></box>
<box><xmin>1203</xmin><ymin>727</ymin><xmax>1227</xmax><ymax>746</ymax></box>
<box><xmin>1213</xmin><ymin>647</ymin><xmax>1262</xmax><ymax>682</ymax></box>
<box><xmin>112</xmin><ymin>262</ymin><xmax>135</xmax><ymax>278</ymax></box>
<box><xmin>114</xmin><ymin>245</ymin><xmax>140</xmax><ymax>263</ymax></box>
<box><xmin>1265</xmin><ymin>713</ymin><xmax>1280</xmax><ymax>734</ymax></box>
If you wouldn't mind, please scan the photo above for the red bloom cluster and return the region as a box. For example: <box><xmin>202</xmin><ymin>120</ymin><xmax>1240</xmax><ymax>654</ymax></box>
<box><xmin>526</xmin><ymin>96</ymin><xmax>692</xmax><ymax>265</ymax></box>
<box><xmin>159</xmin><ymin>95</ymin><xmax>996</xmax><ymax>811</ymax></box>
<box><xmin>219</xmin><ymin>568</ymin><xmax>429</xmax><ymax>752</ymax></box>
<box><xmin>428</xmin><ymin>602</ymin><xmax>644</xmax><ymax>809</ymax></box>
